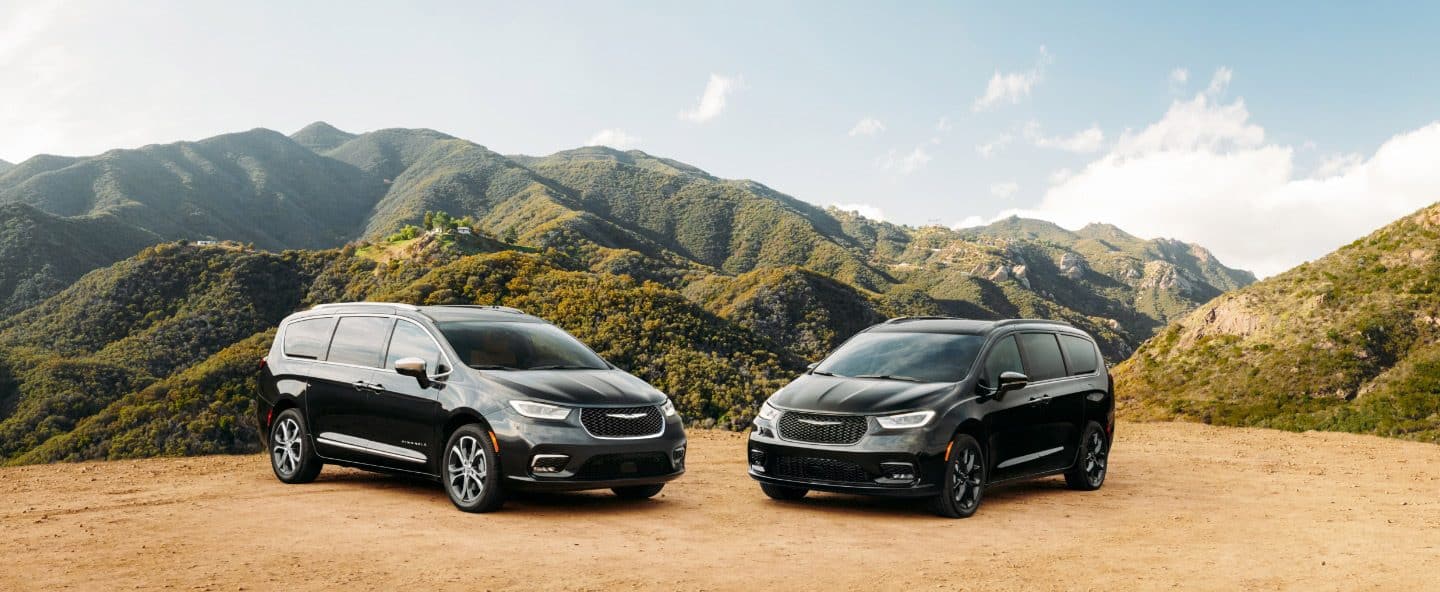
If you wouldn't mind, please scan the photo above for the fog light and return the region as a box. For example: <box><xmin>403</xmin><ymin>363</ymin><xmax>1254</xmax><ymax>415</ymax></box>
<box><xmin>749</xmin><ymin>449</ymin><xmax>766</xmax><ymax>473</ymax></box>
<box><xmin>673</xmin><ymin>445</ymin><xmax>687</xmax><ymax>470</ymax></box>
<box><xmin>879</xmin><ymin>462</ymin><xmax>916</xmax><ymax>483</ymax></box>
<box><xmin>531</xmin><ymin>454</ymin><xmax>569</xmax><ymax>475</ymax></box>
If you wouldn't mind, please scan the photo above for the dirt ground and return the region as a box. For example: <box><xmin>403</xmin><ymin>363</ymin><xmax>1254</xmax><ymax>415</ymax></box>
<box><xmin>1</xmin><ymin>422</ymin><xmax>1437</xmax><ymax>591</ymax></box>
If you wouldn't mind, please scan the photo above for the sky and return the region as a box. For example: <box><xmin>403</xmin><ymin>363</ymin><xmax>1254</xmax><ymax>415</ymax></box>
<box><xmin>4</xmin><ymin>1</ymin><xmax>1440</xmax><ymax>277</ymax></box>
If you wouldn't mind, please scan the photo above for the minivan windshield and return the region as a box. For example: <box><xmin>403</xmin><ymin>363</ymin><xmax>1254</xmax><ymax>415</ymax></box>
<box><xmin>437</xmin><ymin>321</ymin><xmax>609</xmax><ymax>371</ymax></box>
<box><xmin>813</xmin><ymin>332</ymin><xmax>985</xmax><ymax>383</ymax></box>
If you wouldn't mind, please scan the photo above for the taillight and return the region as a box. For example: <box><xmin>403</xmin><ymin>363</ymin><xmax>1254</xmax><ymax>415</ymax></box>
<box><xmin>265</xmin><ymin>408</ymin><xmax>274</xmax><ymax>428</ymax></box>
<box><xmin>258</xmin><ymin>358</ymin><xmax>268</xmax><ymax>372</ymax></box>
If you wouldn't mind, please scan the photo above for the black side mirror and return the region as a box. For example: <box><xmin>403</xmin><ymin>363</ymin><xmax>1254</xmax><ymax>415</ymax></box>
<box><xmin>395</xmin><ymin>357</ymin><xmax>431</xmax><ymax>388</ymax></box>
<box><xmin>996</xmin><ymin>371</ymin><xmax>1028</xmax><ymax>395</ymax></box>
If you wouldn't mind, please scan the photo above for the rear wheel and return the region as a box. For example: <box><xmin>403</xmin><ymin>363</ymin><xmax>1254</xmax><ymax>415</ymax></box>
<box><xmin>269</xmin><ymin>408</ymin><xmax>322</xmax><ymax>484</ymax></box>
<box><xmin>443</xmin><ymin>425</ymin><xmax>505</xmax><ymax>513</ymax></box>
<box><xmin>759</xmin><ymin>483</ymin><xmax>809</xmax><ymax>501</ymax></box>
<box><xmin>612</xmin><ymin>484</ymin><xmax>665</xmax><ymax>499</ymax></box>
<box><xmin>931</xmin><ymin>434</ymin><xmax>984</xmax><ymax>518</ymax></box>
<box><xmin>1065</xmin><ymin>422</ymin><xmax>1109</xmax><ymax>491</ymax></box>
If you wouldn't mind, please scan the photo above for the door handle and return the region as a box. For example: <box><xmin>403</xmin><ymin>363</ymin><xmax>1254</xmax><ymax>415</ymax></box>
<box><xmin>354</xmin><ymin>380</ymin><xmax>381</xmax><ymax>392</ymax></box>
<box><xmin>1028</xmin><ymin>393</ymin><xmax>1051</xmax><ymax>402</ymax></box>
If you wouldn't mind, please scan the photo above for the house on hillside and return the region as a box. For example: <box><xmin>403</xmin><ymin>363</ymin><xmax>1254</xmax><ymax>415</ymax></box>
<box><xmin>195</xmin><ymin>240</ymin><xmax>218</xmax><ymax>246</ymax></box>
<box><xmin>456</xmin><ymin>227</ymin><xmax>473</xmax><ymax>236</ymax></box>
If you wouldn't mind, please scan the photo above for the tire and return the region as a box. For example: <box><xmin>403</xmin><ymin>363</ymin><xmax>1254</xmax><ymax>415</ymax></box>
<box><xmin>1065</xmin><ymin>421</ymin><xmax>1109</xmax><ymax>491</ymax></box>
<box><xmin>612</xmin><ymin>484</ymin><xmax>665</xmax><ymax>500</ymax></box>
<box><xmin>443</xmin><ymin>424</ymin><xmax>505</xmax><ymax>513</ymax></box>
<box><xmin>759</xmin><ymin>483</ymin><xmax>809</xmax><ymax>501</ymax></box>
<box><xmin>269</xmin><ymin>408</ymin><xmax>322</xmax><ymax>484</ymax></box>
<box><xmin>931</xmin><ymin>434</ymin><xmax>985</xmax><ymax>518</ymax></box>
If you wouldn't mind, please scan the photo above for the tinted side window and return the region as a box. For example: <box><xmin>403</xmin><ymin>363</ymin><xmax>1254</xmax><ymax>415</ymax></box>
<box><xmin>385</xmin><ymin>320</ymin><xmax>443</xmax><ymax>370</ymax></box>
<box><xmin>1018</xmin><ymin>333</ymin><xmax>1066</xmax><ymax>381</ymax></box>
<box><xmin>981</xmin><ymin>336</ymin><xmax>1023</xmax><ymax>387</ymax></box>
<box><xmin>283</xmin><ymin>317</ymin><xmax>336</xmax><ymax>359</ymax></box>
<box><xmin>1060</xmin><ymin>334</ymin><xmax>1099</xmax><ymax>375</ymax></box>
<box><xmin>327</xmin><ymin>316</ymin><xmax>392</xmax><ymax>367</ymax></box>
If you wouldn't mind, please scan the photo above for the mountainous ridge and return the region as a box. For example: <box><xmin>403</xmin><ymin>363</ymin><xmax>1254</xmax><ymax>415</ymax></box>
<box><xmin>1114</xmin><ymin>201</ymin><xmax>1440</xmax><ymax>442</ymax></box>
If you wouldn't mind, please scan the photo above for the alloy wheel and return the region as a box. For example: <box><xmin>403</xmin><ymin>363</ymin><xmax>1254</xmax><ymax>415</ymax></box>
<box><xmin>447</xmin><ymin>435</ymin><xmax>488</xmax><ymax>505</ymax></box>
<box><xmin>950</xmin><ymin>447</ymin><xmax>982</xmax><ymax>511</ymax></box>
<box><xmin>1083</xmin><ymin>431</ymin><xmax>1108</xmax><ymax>485</ymax></box>
<box><xmin>271</xmin><ymin>417</ymin><xmax>302</xmax><ymax>477</ymax></box>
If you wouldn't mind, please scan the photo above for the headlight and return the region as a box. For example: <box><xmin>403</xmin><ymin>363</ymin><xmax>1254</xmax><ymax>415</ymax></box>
<box><xmin>660</xmin><ymin>399</ymin><xmax>677</xmax><ymax>417</ymax></box>
<box><xmin>875</xmin><ymin>410</ymin><xmax>935</xmax><ymax>429</ymax></box>
<box><xmin>509</xmin><ymin>400</ymin><xmax>572</xmax><ymax>420</ymax></box>
<box><xmin>757</xmin><ymin>401</ymin><xmax>780</xmax><ymax>421</ymax></box>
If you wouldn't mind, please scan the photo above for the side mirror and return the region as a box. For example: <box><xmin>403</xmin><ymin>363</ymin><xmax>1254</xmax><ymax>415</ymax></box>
<box><xmin>996</xmin><ymin>371</ymin><xmax>1029</xmax><ymax>395</ymax></box>
<box><xmin>395</xmin><ymin>357</ymin><xmax>431</xmax><ymax>388</ymax></box>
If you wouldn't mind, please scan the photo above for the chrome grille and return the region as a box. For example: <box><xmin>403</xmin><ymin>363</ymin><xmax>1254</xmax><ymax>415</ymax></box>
<box><xmin>778</xmin><ymin>411</ymin><xmax>867</xmax><ymax>444</ymax></box>
<box><xmin>580</xmin><ymin>406</ymin><xmax>664</xmax><ymax>438</ymax></box>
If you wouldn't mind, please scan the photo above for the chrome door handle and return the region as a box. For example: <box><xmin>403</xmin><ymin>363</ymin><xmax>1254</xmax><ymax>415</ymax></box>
<box><xmin>354</xmin><ymin>380</ymin><xmax>381</xmax><ymax>392</ymax></box>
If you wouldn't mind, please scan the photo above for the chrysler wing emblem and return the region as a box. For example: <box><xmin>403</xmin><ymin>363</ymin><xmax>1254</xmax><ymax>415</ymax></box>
<box><xmin>798</xmin><ymin>418</ymin><xmax>842</xmax><ymax>426</ymax></box>
<box><xmin>607</xmin><ymin>412</ymin><xmax>648</xmax><ymax>419</ymax></box>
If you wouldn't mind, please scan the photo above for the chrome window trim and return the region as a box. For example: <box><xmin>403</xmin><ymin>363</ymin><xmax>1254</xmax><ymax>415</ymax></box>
<box><xmin>279</xmin><ymin>313</ymin><xmax>454</xmax><ymax>379</ymax></box>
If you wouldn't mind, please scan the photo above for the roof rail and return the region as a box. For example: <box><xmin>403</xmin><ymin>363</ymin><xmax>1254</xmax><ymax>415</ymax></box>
<box><xmin>429</xmin><ymin>304</ymin><xmax>528</xmax><ymax>315</ymax></box>
<box><xmin>311</xmin><ymin>301</ymin><xmax>421</xmax><ymax>311</ymax></box>
<box><xmin>883</xmin><ymin>316</ymin><xmax>958</xmax><ymax>324</ymax></box>
<box><xmin>992</xmin><ymin>318</ymin><xmax>1073</xmax><ymax>328</ymax></box>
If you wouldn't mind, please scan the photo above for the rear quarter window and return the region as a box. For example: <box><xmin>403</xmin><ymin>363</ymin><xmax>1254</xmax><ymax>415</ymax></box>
<box><xmin>1059</xmin><ymin>334</ymin><xmax>1100</xmax><ymax>375</ymax></box>
<box><xmin>282</xmin><ymin>317</ymin><xmax>336</xmax><ymax>360</ymax></box>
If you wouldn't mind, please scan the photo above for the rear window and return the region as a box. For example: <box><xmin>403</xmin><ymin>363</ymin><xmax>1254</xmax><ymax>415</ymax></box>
<box><xmin>326</xmin><ymin>316</ymin><xmax>392</xmax><ymax>367</ymax></box>
<box><xmin>282</xmin><ymin>317</ymin><xmax>336</xmax><ymax>360</ymax></box>
<box><xmin>1060</xmin><ymin>334</ymin><xmax>1099</xmax><ymax>375</ymax></box>
<box><xmin>1018</xmin><ymin>333</ymin><xmax>1066</xmax><ymax>381</ymax></box>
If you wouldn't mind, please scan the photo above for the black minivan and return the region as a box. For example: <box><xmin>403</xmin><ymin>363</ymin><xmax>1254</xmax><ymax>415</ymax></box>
<box><xmin>747</xmin><ymin>317</ymin><xmax>1112</xmax><ymax>518</ymax></box>
<box><xmin>256</xmin><ymin>302</ymin><xmax>687</xmax><ymax>512</ymax></box>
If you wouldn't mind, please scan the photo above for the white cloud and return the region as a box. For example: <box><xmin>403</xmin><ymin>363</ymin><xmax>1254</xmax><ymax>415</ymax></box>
<box><xmin>975</xmin><ymin>133</ymin><xmax>1012</xmax><ymax>158</ymax></box>
<box><xmin>1206</xmin><ymin>66</ymin><xmax>1233</xmax><ymax>97</ymax></box>
<box><xmin>982</xmin><ymin>79</ymin><xmax>1440</xmax><ymax>277</ymax></box>
<box><xmin>879</xmin><ymin>146</ymin><xmax>932</xmax><ymax>174</ymax></box>
<box><xmin>972</xmin><ymin>46</ymin><xmax>1052</xmax><ymax>112</ymax></box>
<box><xmin>953</xmin><ymin>215</ymin><xmax>986</xmax><ymax>229</ymax></box>
<box><xmin>1169</xmin><ymin>67</ymin><xmax>1189</xmax><ymax>86</ymax></box>
<box><xmin>848</xmin><ymin>117</ymin><xmax>885</xmax><ymax>137</ymax></box>
<box><xmin>935</xmin><ymin>116</ymin><xmax>953</xmax><ymax>132</ymax></box>
<box><xmin>585</xmin><ymin>128</ymin><xmax>641</xmax><ymax>149</ymax></box>
<box><xmin>678</xmin><ymin>73</ymin><xmax>741</xmax><ymax>123</ymax></box>
<box><xmin>1049</xmin><ymin>167</ymin><xmax>1074</xmax><ymax>185</ymax></box>
<box><xmin>1026</xmin><ymin>121</ymin><xmax>1105</xmax><ymax>153</ymax></box>
<box><xmin>1313</xmin><ymin>152</ymin><xmax>1363</xmax><ymax>179</ymax></box>
<box><xmin>830</xmin><ymin>202</ymin><xmax>886</xmax><ymax>222</ymax></box>
<box><xmin>990</xmin><ymin>181</ymin><xmax>1019</xmax><ymax>199</ymax></box>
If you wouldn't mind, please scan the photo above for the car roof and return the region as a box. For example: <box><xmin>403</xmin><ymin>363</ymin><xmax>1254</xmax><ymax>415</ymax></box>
<box><xmin>291</xmin><ymin>302</ymin><xmax>545</xmax><ymax>324</ymax></box>
<box><xmin>868</xmin><ymin>317</ymin><xmax>1086</xmax><ymax>338</ymax></box>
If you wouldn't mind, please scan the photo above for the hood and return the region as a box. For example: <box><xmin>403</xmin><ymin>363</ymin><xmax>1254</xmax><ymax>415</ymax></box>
<box><xmin>479</xmin><ymin>369</ymin><xmax>666</xmax><ymax>406</ymax></box>
<box><xmin>768</xmin><ymin>374</ymin><xmax>958</xmax><ymax>414</ymax></box>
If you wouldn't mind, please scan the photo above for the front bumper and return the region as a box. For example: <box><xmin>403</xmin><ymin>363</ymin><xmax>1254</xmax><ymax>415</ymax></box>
<box><xmin>488</xmin><ymin>410</ymin><xmax>687</xmax><ymax>492</ymax></box>
<box><xmin>746</xmin><ymin>417</ymin><xmax>947</xmax><ymax>498</ymax></box>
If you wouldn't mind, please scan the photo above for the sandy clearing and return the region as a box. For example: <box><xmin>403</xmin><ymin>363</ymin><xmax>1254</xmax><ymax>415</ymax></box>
<box><xmin>1</xmin><ymin>422</ymin><xmax>1438</xmax><ymax>591</ymax></box>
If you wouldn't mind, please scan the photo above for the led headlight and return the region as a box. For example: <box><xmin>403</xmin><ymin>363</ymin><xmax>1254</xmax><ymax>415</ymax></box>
<box><xmin>660</xmin><ymin>399</ymin><xmax>677</xmax><ymax>417</ymax></box>
<box><xmin>757</xmin><ymin>401</ymin><xmax>780</xmax><ymax>421</ymax></box>
<box><xmin>508</xmin><ymin>400</ymin><xmax>572</xmax><ymax>420</ymax></box>
<box><xmin>875</xmin><ymin>410</ymin><xmax>935</xmax><ymax>429</ymax></box>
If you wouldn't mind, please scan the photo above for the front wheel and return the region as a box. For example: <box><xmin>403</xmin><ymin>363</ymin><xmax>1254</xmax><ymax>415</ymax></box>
<box><xmin>612</xmin><ymin>484</ymin><xmax>665</xmax><ymax>499</ymax></box>
<box><xmin>269</xmin><ymin>408</ymin><xmax>322</xmax><ymax>484</ymax></box>
<box><xmin>760</xmin><ymin>483</ymin><xmax>808</xmax><ymax>501</ymax></box>
<box><xmin>931</xmin><ymin>434</ymin><xmax>984</xmax><ymax>518</ymax></box>
<box><xmin>443</xmin><ymin>425</ymin><xmax>505</xmax><ymax>513</ymax></box>
<box><xmin>1065</xmin><ymin>422</ymin><xmax>1109</xmax><ymax>491</ymax></box>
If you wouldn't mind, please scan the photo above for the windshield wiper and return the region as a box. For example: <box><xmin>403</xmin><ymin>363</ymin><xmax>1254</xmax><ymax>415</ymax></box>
<box><xmin>854</xmin><ymin>374</ymin><xmax>924</xmax><ymax>383</ymax></box>
<box><xmin>810</xmin><ymin>370</ymin><xmax>837</xmax><ymax>376</ymax></box>
<box><xmin>528</xmin><ymin>364</ymin><xmax>600</xmax><ymax>370</ymax></box>
<box><xmin>469</xmin><ymin>364</ymin><xmax>518</xmax><ymax>370</ymax></box>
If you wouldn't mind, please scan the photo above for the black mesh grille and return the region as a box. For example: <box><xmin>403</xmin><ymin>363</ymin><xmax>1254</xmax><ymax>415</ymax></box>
<box><xmin>778</xmin><ymin>412</ymin><xmax>867</xmax><ymax>444</ymax></box>
<box><xmin>576</xmin><ymin>452</ymin><xmax>674</xmax><ymax>479</ymax></box>
<box><xmin>580</xmin><ymin>406</ymin><xmax>664</xmax><ymax>438</ymax></box>
<box><xmin>771</xmin><ymin>456</ymin><xmax>870</xmax><ymax>483</ymax></box>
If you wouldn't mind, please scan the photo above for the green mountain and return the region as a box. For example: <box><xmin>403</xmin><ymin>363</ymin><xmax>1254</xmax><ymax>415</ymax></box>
<box><xmin>289</xmin><ymin>121</ymin><xmax>357</xmax><ymax>152</ymax></box>
<box><xmin>0</xmin><ymin>159</ymin><xmax>13</xmax><ymax>175</ymax></box>
<box><xmin>1115</xmin><ymin>202</ymin><xmax>1440</xmax><ymax>443</ymax></box>
<box><xmin>0</xmin><ymin>203</ymin><xmax>161</xmax><ymax>314</ymax></box>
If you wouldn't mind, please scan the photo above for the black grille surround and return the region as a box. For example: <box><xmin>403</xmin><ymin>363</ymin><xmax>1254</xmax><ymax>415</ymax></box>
<box><xmin>576</xmin><ymin>452</ymin><xmax>674</xmax><ymax>479</ymax></box>
<box><xmin>771</xmin><ymin>455</ymin><xmax>870</xmax><ymax>483</ymax></box>
<box><xmin>777</xmin><ymin>411</ymin><xmax>868</xmax><ymax>445</ymax></box>
<box><xmin>580</xmin><ymin>406</ymin><xmax>665</xmax><ymax>438</ymax></box>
